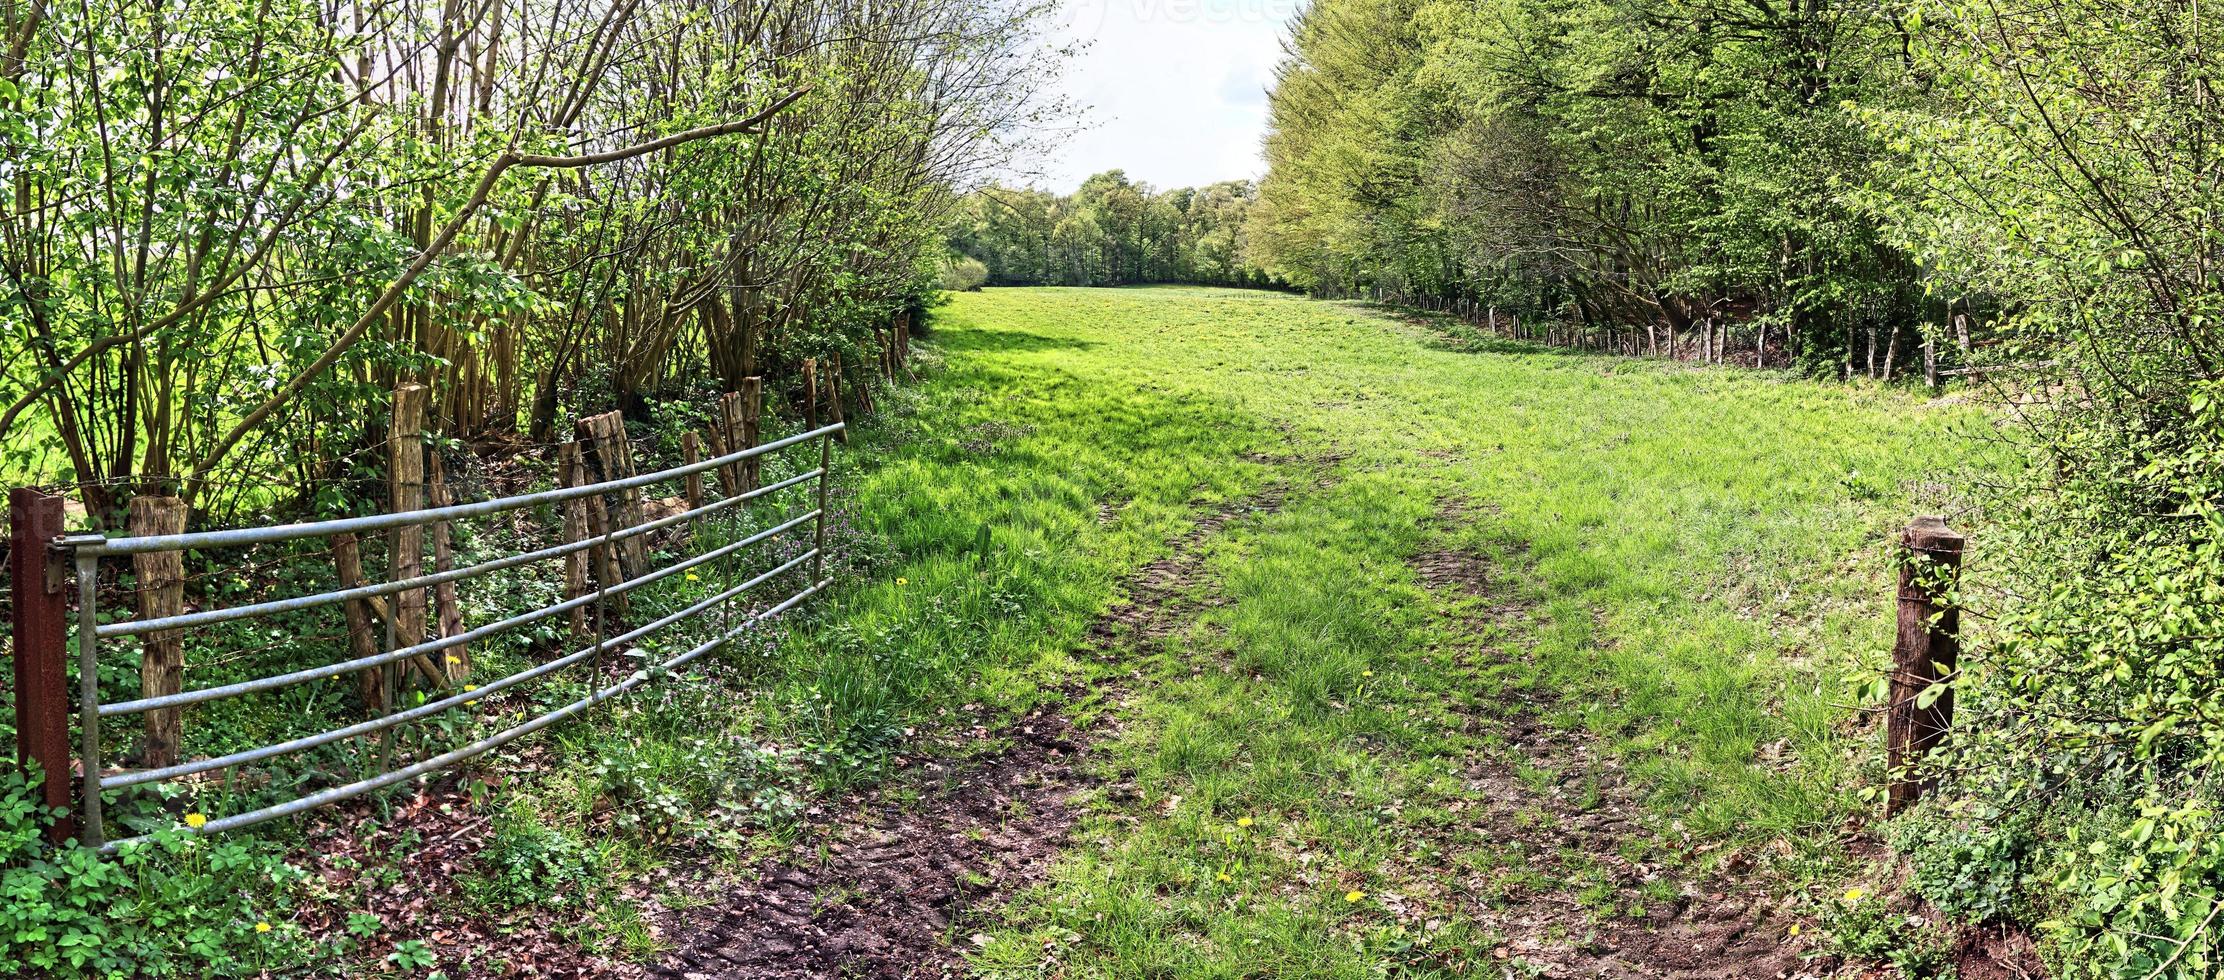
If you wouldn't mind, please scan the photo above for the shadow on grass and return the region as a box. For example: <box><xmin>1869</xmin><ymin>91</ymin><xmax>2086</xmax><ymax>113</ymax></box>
<box><xmin>1338</xmin><ymin>300</ymin><xmax>1628</xmax><ymax>361</ymax></box>
<box><xmin>933</xmin><ymin>326</ymin><xmax>1100</xmax><ymax>356</ymax></box>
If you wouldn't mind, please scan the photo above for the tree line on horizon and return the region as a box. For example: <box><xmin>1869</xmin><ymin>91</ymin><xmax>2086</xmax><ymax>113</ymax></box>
<box><xmin>944</xmin><ymin>171</ymin><xmax>1284</xmax><ymax>290</ymax></box>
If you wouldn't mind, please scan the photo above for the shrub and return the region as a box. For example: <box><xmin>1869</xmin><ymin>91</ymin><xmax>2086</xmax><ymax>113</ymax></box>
<box><xmin>0</xmin><ymin>767</ymin><xmax>310</xmax><ymax>976</ymax></box>
<box><xmin>939</xmin><ymin>256</ymin><xmax>989</xmax><ymax>292</ymax></box>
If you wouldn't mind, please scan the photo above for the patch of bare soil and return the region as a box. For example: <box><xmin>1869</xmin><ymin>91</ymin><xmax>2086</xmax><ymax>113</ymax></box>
<box><xmin>651</xmin><ymin>708</ymin><xmax>1084</xmax><ymax>980</ymax></box>
<box><xmin>1949</xmin><ymin>923</ymin><xmax>2043</xmax><ymax>980</ymax></box>
<box><xmin>654</xmin><ymin>478</ymin><xmax>1307</xmax><ymax>979</ymax></box>
<box><xmin>1414</xmin><ymin>512</ymin><xmax>1823</xmax><ymax>980</ymax></box>
<box><xmin>295</xmin><ymin>773</ymin><xmax>644</xmax><ymax>978</ymax></box>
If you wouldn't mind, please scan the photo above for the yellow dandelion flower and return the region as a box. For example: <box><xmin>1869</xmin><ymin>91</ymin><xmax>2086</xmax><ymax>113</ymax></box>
<box><xmin>184</xmin><ymin>813</ymin><xmax>207</xmax><ymax>829</ymax></box>
<box><xmin>685</xmin><ymin>573</ymin><xmax>700</xmax><ymax>582</ymax></box>
<box><xmin>1236</xmin><ymin>817</ymin><xmax>1254</xmax><ymax>828</ymax></box>
<box><xmin>1344</xmin><ymin>890</ymin><xmax>1365</xmax><ymax>903</ymax></box>
<box><xmin>464</xmin><ymin>684</ymin><xmax>479</xmax><ymax>693</ymax></box>
<box><xmin>1361</xmin><ymin>670</ymin><xmax>1374</xmax><ymax>678</ymax></box>
<box><xmin>255</xmin><ymin>922</ymin><xmax>272</xmax><ymax>933</ymax></box>
<box><xmin>1788</xmin><ymin>923</ymin><xmax>1802</xmax><ymax>937</ymax></box>
<box><xmin>896</xmin><ymin>577</ymin><xmax>909</xmax><ymax>586</ymax></box>
<box><xmin>1215</xmin><ymin>872</ymin><xmax>1231</xmax><ymax>883</ymax></box>
<box><xmin>446</xmin><ymin>655</ymin><xmax>462</xmax><ymax>665</ymax></box>
<box><xmin>1842</xmin><ymin>887</ymin><xmax>1865</xmax><ymax>902</ymax></box>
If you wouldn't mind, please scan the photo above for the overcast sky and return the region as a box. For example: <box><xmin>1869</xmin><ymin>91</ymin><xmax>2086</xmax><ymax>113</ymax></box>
<box><xmin>1036</xmin><ymin>0</ymin><xmax>1305</xmax><ymax>193</ymax></box>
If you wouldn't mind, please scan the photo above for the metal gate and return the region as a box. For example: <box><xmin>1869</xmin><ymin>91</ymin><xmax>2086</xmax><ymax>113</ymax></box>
<box><xmin>29</xmin><ymin>422</ymin><xmax>843</xmax><ymax>852</ymax></box>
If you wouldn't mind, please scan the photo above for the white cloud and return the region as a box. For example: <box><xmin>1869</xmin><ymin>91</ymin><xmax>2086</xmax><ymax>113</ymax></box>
<box><xmin>1038</xmin><ymin>0</ymin><xmax>1300</xmax><ymax>193</ymax></box>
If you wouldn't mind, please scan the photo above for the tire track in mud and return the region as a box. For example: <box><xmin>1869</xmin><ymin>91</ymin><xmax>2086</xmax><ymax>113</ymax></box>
<box><xmin>1412</xmin><ymin>508</ymin><xmax>1822</xmax><ymax>979</ymax></box>
<box><xmin>653</xmin><ymin>469</ymin><xmax>1315</xmax><ymax>979</ymax></box>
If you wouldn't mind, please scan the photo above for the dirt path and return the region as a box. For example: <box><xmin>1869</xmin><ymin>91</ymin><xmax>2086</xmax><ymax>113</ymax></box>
<box><xmin>1412</xmin><ymin>515</ymin><xmax>1822</xmax><ymax>980</ymax></box>
<box><xmin>652</xmin><ymin>480</ymin><xmax>1300</xmax><ymax>979</ymax></box>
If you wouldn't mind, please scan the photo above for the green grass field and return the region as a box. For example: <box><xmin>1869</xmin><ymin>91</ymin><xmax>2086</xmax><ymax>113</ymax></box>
<box><xmin>36</xmin><ymin>284</ymin><xmax>2002</xmax><ymax>975</ymax></box>
<box><xmin>782</xmin><ymin>285</ymin><xmax>2004</xmax><ymax>974</ymax></box>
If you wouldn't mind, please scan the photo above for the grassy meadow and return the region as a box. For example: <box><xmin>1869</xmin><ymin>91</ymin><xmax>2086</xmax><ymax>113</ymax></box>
<box><xmin>4</xmin><ymin>284</ymin><xmax>2007</xmax><ymax>975</ymax></box>
<box><xmin>810</xmin><ymin>285</ymin><xmax>2004</xmax><ymax>973</ymax></box>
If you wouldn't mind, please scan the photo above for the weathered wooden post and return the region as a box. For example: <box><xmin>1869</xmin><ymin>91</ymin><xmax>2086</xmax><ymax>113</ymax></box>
<box><xmin>716</xmin><ymin>391</ymin><xmax>748</xmax><ymax>493</ymax></box>
<box><xmin>9</xmin><ymin>489</ymin><xmax>75</xmax><ymax>841</ymax></box>
<box><xmin>330</xmin><ymin>532</ymin><xmax>386</xmax><ymax>712</ymax></box>
<box><xmin>739</xmin><ymin>376</ymin><xmax>764</xmax><ymax>493</ymax></box>
<box><xmin>681</xmin><ymin>431</ymin><xmax>704</xmax><ymax>510</ymax></box>
<box><xmin>557</xmin><ymin>442</ymin><xmax>597</xmax><ymax>634</ymax></box>
<box><xmin>389</xmin><ymin>384</ymin><xmax>430</xmax><ymax>688</ymax></box>
<box><xmin>1887</xmin><ymin>515</ymin><xmax>1965</xmax><ymax>817</ymax></box>
<box><xmin>803</xmin><ymin>357</ymin><xmax>820</xmax><ymax>430</ymax></box>
<box><xmin>128</xmin><ymin>495</ymin><xmax>187</xmax><ymax>768</ymax></box>
<box><xmin>575</xmin><ymin>411</ymin><xmax>648</xmax><ymax>576</ymax></box>
<box><xmin>427</xmin><ymin>455</ymin><xmax>467</xmax><ymax>682</ymax></box>
<box><xmin>826</xmin><ymin>356</ymin><xmax>849</xmax><ymax>442</ymax></box>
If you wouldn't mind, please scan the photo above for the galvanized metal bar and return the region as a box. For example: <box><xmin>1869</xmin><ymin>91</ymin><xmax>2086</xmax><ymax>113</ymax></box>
<box><xmin>103</xmin><ymin>549</ymin><xmax>820</xmax><ymax>789</ymax></box>
<box><xmin>99</xmin><ymin>573</ymin><xmax>831</xmax><ymax>854</ymax></box>
<box><xmin>96</xmin><ymin>468</ymin><xmax>824</xmax><ymax>640</ymax></box>
<box><xmin>75</xmin><ymin>550</ymin><xmax>105</xmax><ymax>847</ymax></box>
<box><xmin>66</xmin><ymin>423</ymin><xmax>846</xmax><ymax>557</ymax></box>
<box><xmin>813</xmin><ymin>433</ymin><xmax>832</xmax><ymax>583</ymax></box>
<box><xmin>98</xmin><ymin>509</ymin><xmax>823</xmax><ymax>718</ymax></box>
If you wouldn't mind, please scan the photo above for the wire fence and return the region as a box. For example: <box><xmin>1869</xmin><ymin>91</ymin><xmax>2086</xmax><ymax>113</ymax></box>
<box><xmin>42</xmin><ymin>422</ymin><xmax>844</xmax><ymax>852</ymax></box>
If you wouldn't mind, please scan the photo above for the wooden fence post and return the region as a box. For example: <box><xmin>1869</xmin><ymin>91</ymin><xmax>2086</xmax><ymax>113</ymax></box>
<box><xmin>716</xmin><ymin>392</ymin><xmax>747</xmax><ymax>494</ymax></box>
<box><xmin>740</xmin><ymin>376</ymin><xmax>763</xmax><ymax>493</ymax></box>
<box><xmin>9</xmin><ymin>489</ymin><xmax>75</xmax><ymax>841</ymax></box>
<box><xmin>128</xmin><ymin>495</ymin><xmax>187</xmax><ymax>768</ymax></box>
<box><xmin>803</xmin><ymin>357</ymin><xmax>820</xmax><ymax>430</ymax></box>
<box><xmin>330</xmin><ymin>532</ymin><xmax>386</xmax><ymax>713</ymax></box>
<box><xmin>704</xmin><ymin>420</ymin><xmax>732</xmax><ymax>495</ymax></box>
<box><xmin>575</xmin><ymin>411</ymin><xmax>647</xmax><ymax>576</ymax></box>
<box><xmin>681</xmin><ymin>432</ymin><xmax>704</xmax><ymax>511</ymax></box>
<box><xmin>1887</xmin><ymin>515</ymin><xmax>1965</xmax><ymax>817</ymax></box>
<box><xmin>389</xmin><ymin>385</ymin><xmax>430</xmax><ymax>688</ymax></box>
<box><xmin>428</xmin><ymin>454</ymin><xmax>467</xmax><ymax>682</ymax></box>
<box><xmin>827</xmin><ymin>356</ymin><xmax>849</xmax><ymax>442</ymax></box>
<box><xmin>557</xmin><ymin>442</ymin><xmax>597</xmax><ymax>634</ymax></box>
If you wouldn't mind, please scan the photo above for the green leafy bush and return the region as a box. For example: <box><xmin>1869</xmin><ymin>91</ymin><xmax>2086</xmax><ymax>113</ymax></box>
<box><xmin>1818</xmin><ymin>887</ymin><xmax>1957</xmax><ymax>978</ymax></box>
<box><xmin>939</xmin><ymin>256</ymin><xmax>990</xmax><ymax>292</ymax></box>
<box><xmin>1886</xmin><ymin>802</ymin><xmax>2035</xmax><ymax>925</ymax></box>
<box><xmin>0</xmin><ymin>767</ymin><xmax>308</xmax><ymax>977</ymax></box>
<box><xmin>459</xmin><ymin>803</ymin><xmax>606</xmax><ymax>914</ymax></box>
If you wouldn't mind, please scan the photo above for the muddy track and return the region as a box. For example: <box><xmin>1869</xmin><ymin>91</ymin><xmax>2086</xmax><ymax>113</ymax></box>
<box><xmin>653</xmin><ymin>477</ymin><xmax>1304</xmax><ymax>979</ymax></box>
<box><xmin>1413</xmin><ymin>520</ymin><xmax>1818</xmax><ymax>980</ymax></box>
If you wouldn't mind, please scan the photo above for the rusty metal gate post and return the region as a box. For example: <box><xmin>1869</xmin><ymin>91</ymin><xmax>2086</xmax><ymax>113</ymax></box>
<box><xmin>8</xmin><ymin>489</ymin><xmax>74</xmax><ymax>842</ymax></box>
<box><xmin>1887</xmin><ymin>515</ymin><xmax>1964</xmax><ymax>817</ymax></box>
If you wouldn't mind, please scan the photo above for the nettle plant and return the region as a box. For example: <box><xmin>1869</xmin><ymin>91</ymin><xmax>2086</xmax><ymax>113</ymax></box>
<box><xmin>0</xmin><ymin>767</ymin><xmax>311</xmax><ymax>977</ymax></box>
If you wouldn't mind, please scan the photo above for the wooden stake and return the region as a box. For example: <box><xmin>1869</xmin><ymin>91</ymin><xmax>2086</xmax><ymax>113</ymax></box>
<box><xmin>128</xmin><ymin>495</ymin><xmax>187</xmax><ymax>768</ymax></box>
<box><xmin>428</xmin><ymin>454</ymin><xmax>467</xmax><ymax>682</ymax></box>
<box><xmin>332</xmin><ymin>531</ymin><xmax>446</xmax><ymax>692</ymax></box>
<box><xmin>803</xmin><ymin>357</ymin><xmax>820</xmax><ymax>429</ymax></box>
<box><xmin>716</xmin><ymin>392</ymin><xmax>747</xmax><ymax>494</ymax></box>
<box><xmin>389</xmin><ymin>385</ymin><xmax>430</xmax><ymax>688</ymax></box>
<box><xmin>739</xmin><ymin>376</ymin><xmax>763</xmax><ymax>493</ymax></box>
<box><xmin>681</xmin><ymin>431</ymin><xmax>704</xmax><ymax>511</ymax></box>
<box><xmin>575</xmin><ymin>411</ymin><xmax>647</xmax><ymax>576</ymax></box>
<box><xmin>332</xmin><ymin>532</ymin><xmax>387</xmax><ymax>712</ymax></box>
<box><xmin>704</xmin><ymin>421</ymin><xmax>732</xmax><ymax>496</ymax></box>
<box><xmin>826</xmin><ymin>355</ymin><xmax>849</xmax><ymax>442</ymax></box>
<box><xmin>1887</xmin><ymin>515</ymin><xmax>1965</xmax><ymax>817</ymax></box>
<box><xmin>557</xmin><ymin>442</ymin><xmax>594</xmax><ymax>636</ymax></box>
